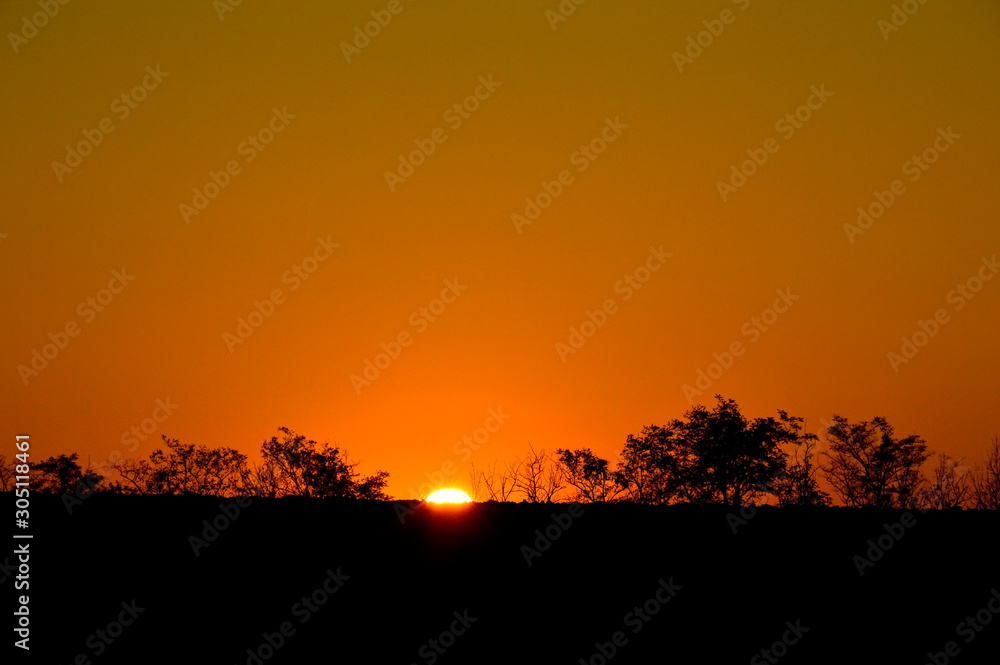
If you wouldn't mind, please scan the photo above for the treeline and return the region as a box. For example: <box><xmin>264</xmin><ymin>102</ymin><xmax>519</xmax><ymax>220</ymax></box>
<box><xmin>4</xmin><ymin>396</ymin><xmax>999</xmax><ymax>510</ymax></box>
<box><xmin>0</xmin><ymin>427</ymin><xmax>390</xmax><ymax>507</ymax></box>
<box><xmin>471</xmin><ymin>396</ymin><xmax>1000</xmax><ymax>510</ymax></box>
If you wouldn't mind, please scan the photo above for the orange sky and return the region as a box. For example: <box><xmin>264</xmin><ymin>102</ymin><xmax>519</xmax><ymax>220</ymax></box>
<box><xmin>3</xmin><ymin>0</ymin><xmax>998</xmax><ymax>499</ymax></box>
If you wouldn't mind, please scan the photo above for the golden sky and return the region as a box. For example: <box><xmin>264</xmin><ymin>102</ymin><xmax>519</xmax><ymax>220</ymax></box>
<box><xmin>3</xmin><ymin>0</ymin><xmax>998</xmax><ymax>498</ymax></box>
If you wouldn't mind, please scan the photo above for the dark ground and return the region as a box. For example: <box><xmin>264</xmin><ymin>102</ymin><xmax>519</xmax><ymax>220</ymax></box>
<box><xmin>6</xmin><ymin>494</ymin><xmax>1000</xmax><ymax>664</ymax></box>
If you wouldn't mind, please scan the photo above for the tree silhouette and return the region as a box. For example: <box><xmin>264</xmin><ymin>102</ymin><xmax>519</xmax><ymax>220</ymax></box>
<box><xmin>137</xmin><ymin>437</ymin><xmax>248</xmax><ymax>496</ymax></box>
<box><xmin>920</xmin><ymin>454</ymin><xmax>971</xmax><ymax>510</ymax></box>
<box><xmin>970</xmin><ymin>437</ymin><xmax>1000</xmax><ymax>510</ymax></box>
<box><xmin>555</xmin><ymin>448</ymin><xmax>622</xmax><ymax>503</ymax></box>
<box><xmin>108</xmin><ymin>437</ymin><xmax>246</xmax><ymax>496</ymax></box>
<box><xmin>821</xmin><ymin>415</ymin><xmax>930</xmax><ymax>508</ymax></box>
<box><xmin>353</xmin><ymin>469</ymin><xmax>391</xmax><ymax>500</ymax></box>
<box><xmin>0</xmin><ymin>455</ymin><xmax>15</xmax><ymax>491</ymax></box>
<box><xmin>771</xmin><ymin>423</ymin><xmax>831</xmax><ymax>507</ymax></box>
<box><xmin>238</xmin><ymin>459</ymin><xmax>282</xmax><ymax>498</ymax></box>
<box><xmin>469</xmin><ymin>460</ymin><xmax>518</xmax><ymax>501</ymax></box>
<box><xmin>258</xmin><ymin>427</ymin><xmax>389</xmax><ymax>499</ymax></box>
<box><xmin>622</xmin><ymin>397</ymin><xmax>800</xmax><ymax>508</ymax></box>
<box><xmin>618</xmin><ymin>427</ymin><xmax>678</xmax><ymax>505</ymax></box>
<box><xmin>34</xmin><ymin>453</ymin><xmax>104</xmax><ymax>494</ymax></box>
<box><xmin>106</xmin><ymin>428</ymin><xmax>388</xmax><ymax>499</ymax></box>
<box><xmin>511</xmin><ymin>444</ymin><xmax>565</xmax><ymax>503</ymax></box>
<box><xmin>468</xmin><ymin>445</ymin><xmax>565</xmax><ymax>502</ymax></box>
<box><xmin>109</xmin><ymin>457</ymin><xmax>156</xmax><ymax>495</ymax></box>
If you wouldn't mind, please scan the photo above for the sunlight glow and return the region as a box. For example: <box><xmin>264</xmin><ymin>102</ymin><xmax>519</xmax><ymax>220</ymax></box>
<box><xmin>426</xmin><ymin>489</ymin><xmax>473</xmax><ymax>503</ymax></box>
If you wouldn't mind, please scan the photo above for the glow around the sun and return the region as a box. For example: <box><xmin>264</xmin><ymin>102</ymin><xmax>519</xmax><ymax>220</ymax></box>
<box><xmin>425</xmin><ymin>489</ymin><xmax>473</xmax><ymax>503</ymax></box>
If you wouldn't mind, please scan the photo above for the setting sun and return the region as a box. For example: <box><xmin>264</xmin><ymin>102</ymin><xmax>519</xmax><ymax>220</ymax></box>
<box><xmin>425</xmin><ymin>489</ymin><xmax>473</xmax><ymax>504</ymax></box>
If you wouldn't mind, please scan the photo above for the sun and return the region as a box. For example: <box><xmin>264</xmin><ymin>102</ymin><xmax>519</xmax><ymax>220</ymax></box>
<box><xmin>425</xmin><ymin>489</ymin><xmax>473</xmax><ymax>503</ymax></box>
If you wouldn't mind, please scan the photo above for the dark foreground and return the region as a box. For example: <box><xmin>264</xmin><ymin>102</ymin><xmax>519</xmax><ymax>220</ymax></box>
<box><xmin>7</xmin><ymin>495</ymin><xmax>1000</xmax><ymax>664</ymax></box>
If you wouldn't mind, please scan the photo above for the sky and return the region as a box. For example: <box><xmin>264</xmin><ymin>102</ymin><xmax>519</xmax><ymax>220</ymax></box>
<box><xmin>2</xmin><ymin>0</ymin><xmax>998</xmax><ymax>500</ymax></box>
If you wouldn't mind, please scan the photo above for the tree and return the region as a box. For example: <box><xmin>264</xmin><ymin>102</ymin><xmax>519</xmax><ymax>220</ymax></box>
<box><xmin>146</xmin><ymin>437</ymin><xmax>248</xmax><ymax>496</ymax></box>
<box><xmin>108</xmin><ymin>457</ymin><xmax>156</xmax><ymax>495</ymax></box>
<box><xmin>107</xmin><ymin>437</ymin><xmax>247</xmax><ymax>496</ymax></box>
<box><xmin>621</xmin><ymin>397</ymin><xmax>800</xmax><ymax>508</ymax></box>
<box><xmin>771</xmin><ymin>421</ymin><xmax>831</xmax><ymax>507</ymax></box>
<box><xmin>238</xmin><ymin>459</ymin><xmax>282</xmax><ymax>499</ymax></box>
<box><xmin>34</xmin><ymin>453</ymin><xmax>104</xmax><ymax>494</ymax></box>
<box><xmin>618</xmin><ymin>427</ymin><xmax>679</xmax><ymax>505</ymax></box>
<box><xmin>821</xmin><ymin>415</ymin><xmax>930</xmax><ymax>508</ymax></box>
<box><xmin>969</xmin><ymin>437</ymin><xmax>1000</xmax><ymax>510</ymax></box>
<box><xmin>510</xmin><ymin>444</ymin><xmax>565</xmax><ymax>503</ymax></box>
<box><xmin>920</xmin><ymin>454</ymin><xmax>971</xmax><ymax>510</ymax></box>
<box><xmin>0</xmin><ymin>455</ymin><xmax>15</xmax><ymax>491</ymax></box>
<box><xmin>352</xmin><ymin>469</ymin><xmax>391</xmax><ymax>500</ymax></box>
<box><xmin>555</xmin><ymin>448</ymin><xmax>622</xmax><ymax>503</ymax></box>
<box><xmin>469</xmin><ymin>461</ymin><xmax>517</xmax><ymax>501</ymax></box>
<box><xmin>258</xmin><ymin>427</ymin><xmax>390</xmax><ymax>499</ymax></box>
